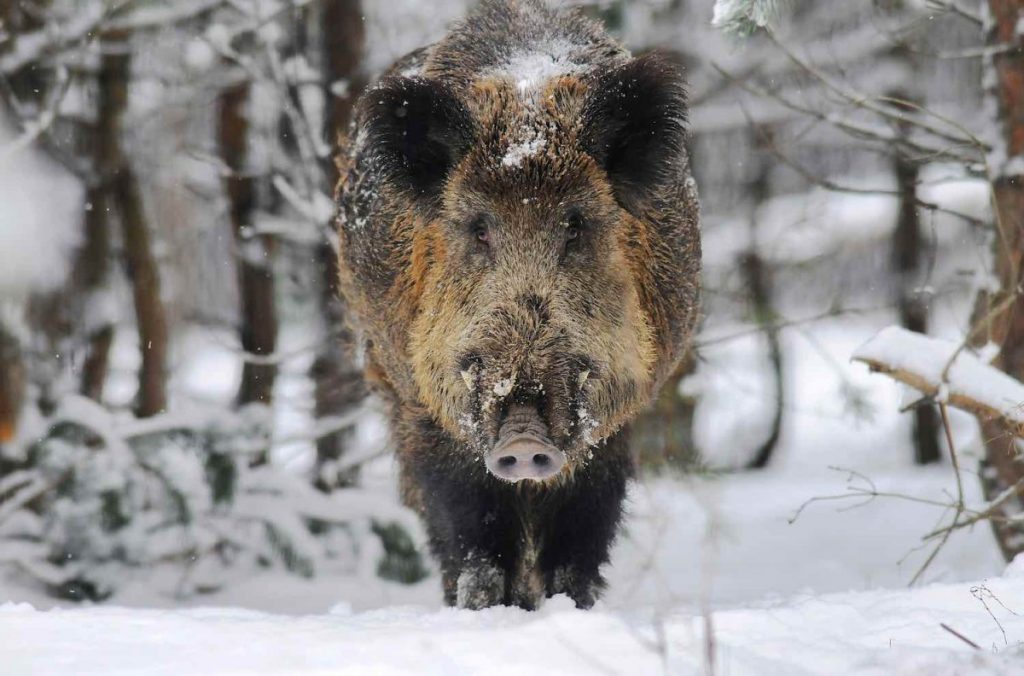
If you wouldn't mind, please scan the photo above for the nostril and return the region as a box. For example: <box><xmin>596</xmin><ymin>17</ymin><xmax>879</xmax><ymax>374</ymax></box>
<box><xmin>485</xmin><ymin>442</ymin><xmax>565</xmax><ymax>482</ymax></box>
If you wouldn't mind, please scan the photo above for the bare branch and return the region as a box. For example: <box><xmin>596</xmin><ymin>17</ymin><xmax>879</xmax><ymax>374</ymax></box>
<box><xmin>765</xmin><ymin>29</ymin><xmax>989</xmax><ymax>153</ymax></box>
<box><xmin>908</xmin><ymin>404</ymin><xmax>963</xmax><ymax>585</ymax></box>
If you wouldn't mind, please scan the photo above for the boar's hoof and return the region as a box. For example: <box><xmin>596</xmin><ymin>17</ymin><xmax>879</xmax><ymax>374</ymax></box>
<box><xmin>486</xmin><ymin>404</ymin><xmax>565</xmax><ymax>482</ymax></box>
<box><xmin>456</xmin><ymin>560</ymin><xmax>505</xmax><ymax>609</ymax></box>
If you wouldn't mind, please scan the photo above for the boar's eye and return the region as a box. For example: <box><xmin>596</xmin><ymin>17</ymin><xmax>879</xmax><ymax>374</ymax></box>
<box><xmin>562</xmin><ymin>210</ymin><xmax>585</xmax><ymax>252</ymax></box>
<box><xmin>469</xmin><ymin>215</ymin><xmax>491</xmax><ymax>248</ymax></box>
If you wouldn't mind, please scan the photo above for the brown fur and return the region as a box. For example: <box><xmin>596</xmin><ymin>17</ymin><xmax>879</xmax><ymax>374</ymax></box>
<box><xmin>335</xmin><ymin>0</ymin><xmax>700</xmax><ymax>608</ymax></box>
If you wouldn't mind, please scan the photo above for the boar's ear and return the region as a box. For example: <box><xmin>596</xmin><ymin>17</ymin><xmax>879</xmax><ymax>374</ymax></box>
<box><xmin>581</xmin><ymin>52</ymin><xmax>688</xmax><ymax>208</ymax></box>
<box><xmin>358</xmin><ymin>77</ymin><xmax>475</xmax><ymax>206</ymax></box>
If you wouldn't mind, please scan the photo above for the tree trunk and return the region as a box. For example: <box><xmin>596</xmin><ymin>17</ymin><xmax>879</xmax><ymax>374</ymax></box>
<box><xmin>0</xmin><ymin>324</ymin><xmax>25</xmax><ymax>450</ymax></box>
<box><xmin>0</xmin><ymin>2</ymin><xmax>42</xmax><ymax>442</ymax></box>
<box><xmin>889</xmin><ymin>90</ymin><xmax>941</xmax><ymax>465</ymax></box>
<box><xmin>742</xmin><ymin>250</ymin><xmax>784</xmax><ymax>470</ymax></box>
<box><xmin>102</xmin><ymin>29</ymin><xmax>168</xmax><ymax>417</ymax></box>
<box><xmin>116</xmin><ymin>169</ymin><xmax>168</xmax><ymax>417</ymax></box>
<box><xmin>631</xmin><ymin>356</ymin><xmax>700</xmax><ymax>471</ymax></box>
<box><xmin>1</xmin><ymin>2</ymin><xmax>115</xmax><ymax>406</ymax></box>
<box><xmin>323</xmin><ymin>0</ymin><xmax>366</xmax><ymax>178</ymax></box>
<box><xmin>218</xmin><ymin>81</ymin><xmax>278</xmax><ymax>407</ymax></box>
<box><xmin>970</xmin><ymin>0</ymin><xmax>1024</xmax><ymax>561</ymax></box>
<box><xmin>744</xmin><ymin>124</ymin><xmax>783</xmax><ymax>470</ymax></box>
<box><xmin>312</xmin><ymin>0</ymin><xmax>367</xmax><ymax>490</ymax></box>
<box><xmin>73</xmin><ymin>37</ymin><xmax>125</xmax><ymax>404</ymax></box>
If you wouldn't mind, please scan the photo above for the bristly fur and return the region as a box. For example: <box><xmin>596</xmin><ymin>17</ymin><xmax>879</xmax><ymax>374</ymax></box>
<box><xmin>335</xmin><ymin>0</ymin><xmax>701</xmax><ymax>609</ymax></box>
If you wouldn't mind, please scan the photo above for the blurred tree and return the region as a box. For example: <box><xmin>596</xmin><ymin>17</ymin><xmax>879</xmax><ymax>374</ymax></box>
<box><xmin>312</xmin><ymin>0</ymin><xmax>367</xmax><ymax>491</ymax></box>
<box><xmin>0</xmin><ymin>0</ymin><xmax>411</xmax><ymax>601</ymax></box>
<box><xmin>743</xmin><ymin>124</ymin><xmax>784</xmax><ymax>470</ymax></box>
<box><xmin>888</xmin><ymin>89</ymin><xmax>941</xmax><ymax>465</ymax></box>
<box><xmin>0</xmin><ymin>325</ymin><xmax>24</xmax><ymax>453</ymax></box>
<box><xmin>0</xmin><ymin>0</ymin><xmax>43</xmax><ymax>442</ymax></box>
<box><xmin>218</xmin><ymin>78</ymin><xmax>278</xmax><ymax>411</ymax></box>
<box><xmin>969</xmin><ymin>0</ymin><xmax>1024</xmax><ymax>561</ymax></box>
<box><xmin>100</xmin><ymin>27</ymin><xmax>168</xmax><ymax>417</ymax></box>
<box><xmin>631</xmin><ymin>355</ymin><xmax>700</xmax><ymax>471</ymax></box>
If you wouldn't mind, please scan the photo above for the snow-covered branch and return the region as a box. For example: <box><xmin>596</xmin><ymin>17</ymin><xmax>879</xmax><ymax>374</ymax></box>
<box><xmin>712</xmin><ymin>0</ymin><xmax>788</xmax><ymax>37</ymax></box>
<box><xmin>853</xmin><ymin>326</ymin><xmax>1024</xmax><ymax>438</ymax></box>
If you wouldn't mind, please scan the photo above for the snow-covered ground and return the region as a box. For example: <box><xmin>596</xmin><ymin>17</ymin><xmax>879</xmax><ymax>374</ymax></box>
<box><xmin>4</xmin><ymin>565</ymin><xmax>1023</xmax><ymax>674</ymax></box>
<box><xmin>2</xmin><ymin>428</ymin><xmax>1018</xmax><ymax>673</ymax></box>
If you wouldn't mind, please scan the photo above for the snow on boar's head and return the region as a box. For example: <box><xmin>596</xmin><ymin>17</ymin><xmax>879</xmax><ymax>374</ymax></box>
<box><xmin>341</xmin><ymin>38</ymin><xmax>700</xmax><ymax>484</ymax></box>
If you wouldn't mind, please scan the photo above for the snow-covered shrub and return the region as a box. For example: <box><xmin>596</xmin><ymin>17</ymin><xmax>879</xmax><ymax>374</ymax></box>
<box><xmin>0</xmin><ymin>396</ymin><xmax>394</xmax><ymax>601</ymax></box>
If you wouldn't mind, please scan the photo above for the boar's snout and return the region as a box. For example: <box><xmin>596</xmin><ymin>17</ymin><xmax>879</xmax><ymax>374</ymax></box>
<box><xmin>486</xmin><ymin>404</ymin><xmax>566</xmax><ymax>482</ymax></box>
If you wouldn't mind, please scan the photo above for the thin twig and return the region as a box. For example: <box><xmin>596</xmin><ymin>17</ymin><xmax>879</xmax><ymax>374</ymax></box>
<box><xmin>971</xmin><ymin>583</ymin><xmax>1017</xmax><ymax>646</ymax></box>
<box><xmin>765</xmin><ymin>29</ymin><xmax>988</xmax><ymax>152</ymax></box>
<box><xmin>908</xmin><ymin>404</ymin><xmax>964</xmax><ymax>586</ymax></box>
<box><xmin>696</xmin><ymin>305</ymin><xmax>887</xmax><ymax>348</ymax></box>
<box><xmin>745</xmin><ymin>116</ymin><xmax>987</xmax><ymax>229</ymax></box>
<box><xmin>939</xmin><ymin>623</ymin><xmax>981</xmax><ymax>649</ymax></box>
<box><xmin>787</xmin><ymin>466</ymin><xmax>982</xmax><ymax>524</ymax></box>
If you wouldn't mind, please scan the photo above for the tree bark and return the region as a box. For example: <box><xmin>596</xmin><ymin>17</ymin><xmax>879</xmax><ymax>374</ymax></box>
<box><xmin>889</xmin><ymin>90</ymin><xmax>941</xmax><ymax>465</ymax></box>
<box><xmin>742</xmin><ymin>251</ymin><xmax>784</xmax><ymax>470</ymax></box>
<box><xmin>0</xmin><ymin>2</ymin><xmax>41</xmax><ymax>442</ymax></box>
<box><xmin>1</xmin><ymin>1</ymin><xmax>115</xmax><ymax>406</ymax></box>
<box><xmin>970</xmin><ymin>0</ymin><xmax>1024</xmax><ymax>561</ymax></box>
<box><xmin>115</xmin><ymin>168</ymin><xmax>168</xmax><ymax>417</ymax></box>
<box><xmin>631</xmin><ymin>356</ymin><xmax>699</xmax><ymax>471</ymax></box>
<box><xmin>0</xmin><ymin>325</ymin><xmax>25</xmax><ymax>451</ymax></box>
<box><xmin>218</xmin><ymin>81</ymin><xmax>278</xmax><ymax>407</ymax></box>
<box><xmin>322</xmin><ymin>0</ymin><xmax>366</xmax><ymax>181</ymax></box>
<box><xmin>102</xmin><ymin>29</ymin><xmax>168</xmax><ymax>417</ymax></box>
<box><xmin>744</xmin><ymin>124</ymin><xmax>783</xmax><ymax>470</ymax></box>
<box><xmin>312</xmin><ymin>0</ymin><xmax>367</xmax><ymax>490</ymax></box>
<box><xmin>72</xmin><ymin>34</ymin><xmax>124</xmax><ymax>404</ymax></box>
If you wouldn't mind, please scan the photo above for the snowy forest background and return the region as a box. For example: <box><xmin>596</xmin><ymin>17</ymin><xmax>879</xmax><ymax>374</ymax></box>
<box><xmin>2</xmin><ymin>0</ymin><xmax>1024</xmax><ymax>656</ymax></box>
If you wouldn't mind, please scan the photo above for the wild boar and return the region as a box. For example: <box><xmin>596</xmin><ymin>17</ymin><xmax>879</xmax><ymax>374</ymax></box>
<box><xmin>335</xmin><ymin>0</ymin><xmax>700</xmax><ymax>609</ymax></box>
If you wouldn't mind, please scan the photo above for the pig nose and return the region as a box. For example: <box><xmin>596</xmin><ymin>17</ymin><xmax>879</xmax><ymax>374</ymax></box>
<box><xmin>486</xmin><ymin>403</ymin><xmax>565</xmax><ymax>482</ymax></box>
<box><xmin>486</xmin><ymin>436</ymin><xmax>566</xmax><ymax>482</ymax></box>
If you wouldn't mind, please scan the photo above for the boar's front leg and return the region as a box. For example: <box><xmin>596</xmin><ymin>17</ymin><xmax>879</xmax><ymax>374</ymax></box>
<box><xmin>424</xmin><ymin>476</ymin><xmax>522</xmax><ymax>609</ymax></box>
<box><xmin>401</xmin><ymin>421</ymin><xmax>522</xmax><ymax>609</ymax></box>
<box><xmin>540</xmin><ymin>434</ymin><xmax>631</xmax><ymax>609</ymax></box>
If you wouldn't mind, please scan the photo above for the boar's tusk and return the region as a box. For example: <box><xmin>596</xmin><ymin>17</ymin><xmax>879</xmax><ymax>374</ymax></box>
<box><xmin>577</xmin><ymin>370</ymin><xmax>590</xmax><ymax>387</ymax></box>
<box><xmin>461</xmin><ymin>370</ymin><xmax>476</xmax><ymax>392</ymax></box>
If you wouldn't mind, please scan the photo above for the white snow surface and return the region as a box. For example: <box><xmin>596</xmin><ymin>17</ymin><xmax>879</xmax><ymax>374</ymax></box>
<box><xmin>0</xmin><ymin>465</ymin><xmax>1016</xmax><ymax>675</ymax></box>
<box><xmin>3</xmin><ymin>572</ymin><xmax>1023</xmax><ymax>675</ymax></box>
